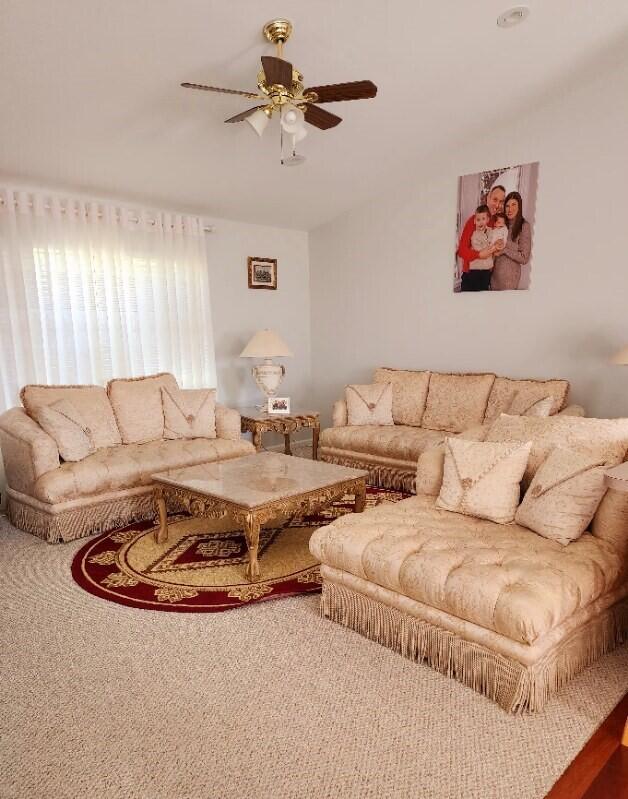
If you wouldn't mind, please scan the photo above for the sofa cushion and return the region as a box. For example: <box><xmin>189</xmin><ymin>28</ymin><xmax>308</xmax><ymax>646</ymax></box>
<box><xmin>437</xmin><ymin>438</ymin><xmax>532</xmax><ymax>524</ymax></box>
<box><xmin>35</xmin><ymin>399</ymin><xmax>95</xmax><ymax>462</ymax></box>
<box><xmin>21</xmin><ymin>384</ymin><xmax>121</xmax><ymax>449</ymax></box>
<box><xmin>373</xmin><ymin>368</ymin><xmax>431</xmax><ymax>427</ymax></box>
<box><xmin>320</xmin><ymin>425</ymin><xmax>445</xmax><ymax>463</ymax></box>
<box><xmin>162</xmin><ymin>386</ymin><xmax>217</xmax><ymax>440</ymax></box>
<box><xmin>345</xmin><ymin>383</ymin><xmax>394</xmax><ymax>426</ymax></box>
<box><xmin>107</xmin><ymin>373</ymin><xmax>178</xmax><ymax>444</ymax></box>
<box><xmin>33</xmin><ymin>438</ymin><xmax>255</xmax><ymax>504</ymax></box>
<box><xmin>309</xmin><ymin>494</ymin><xmax>624</xmax><ymax>645</ymax></box>
<box><xmin>421</xmin><ymin>373</ymin><xmax>495</xmax><ymax>434</ymax></box>
<box><xmin>485</xmin><ymin>377</ymin><xmax>569</xmax><ymax>422</ymax></box>
<box><xmin>486</xmin><ymin>414</ymin><xmax>628</xmax><ymax>488</ymax></box>
<box><xmin>516</xmin><ymin>448</ymin><xmax>608</xmax><ymax>546</ymax></box>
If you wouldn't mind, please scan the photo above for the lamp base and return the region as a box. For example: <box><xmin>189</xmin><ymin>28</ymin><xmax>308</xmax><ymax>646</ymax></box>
<box><xmin>252</xmin><ymin>359</ymin><xmax>285</xmax><ymax>399</ymax></box>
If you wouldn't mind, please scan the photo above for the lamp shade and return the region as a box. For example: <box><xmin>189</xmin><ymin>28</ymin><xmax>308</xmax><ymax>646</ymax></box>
<box><xmin>240</xmin><ymin>329</ymin><xmax>293</xmax><ymax>358</ymax></box>
<box><xmin>612</xmin><ymin>345</ymin><xmax>628</xmax><ymax>365</ymax></box>
<box><xmin>246</xmin><ymin>108</ymin><xmax>270</xmax><ymax>137</ymax></box>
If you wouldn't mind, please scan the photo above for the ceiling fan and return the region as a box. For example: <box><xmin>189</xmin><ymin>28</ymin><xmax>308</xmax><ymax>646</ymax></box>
<box><xmin>181</xmin><ymin>18</ymin><xmax>377</xmax><ymax>165</ymax></box>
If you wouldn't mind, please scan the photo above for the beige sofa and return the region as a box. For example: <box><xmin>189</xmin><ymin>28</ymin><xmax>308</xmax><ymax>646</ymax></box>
<box><xmin>0</xmin><ymin>373</ymin><xmax>254</xmax><ymax>543</ymax></box>
<box><xmin>319</xmin><ymin>367</ymin><xmax>584</xmax><ymax>492</ymax></box>
<box><xmin>311</xmin><ymin>413</ymin><xmax>628</xmax><ymax>712</ymax></box>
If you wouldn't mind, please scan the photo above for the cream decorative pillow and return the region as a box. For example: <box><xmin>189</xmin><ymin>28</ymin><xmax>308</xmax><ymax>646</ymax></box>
<box><xmin>515</xmin><ymin>448</ymin><xmax>608</xmax><ymax>546</ymax></box>
<box><xmin>373</xmin><ymin>368</ymin><xmax>431</xmax><ymax>427</ymax></box>
<box><xmin>437</xmin><ymin>437</ymin><xmax>532</xmax><ymax>524</ymax></box>
<box><xmin>421</xmin><ymin>372</ymin><xmax>495</xmax><ymax>434</ymax></box>
<box><xmin>162</xmin><ymin>387</ymin><xmax>217</xmax><ymax>440</ymax></box>
<box><xmin>21</xmin><ymin>384</ymin><xmax>121</xmax><ymax>449</ymax></box>
<box><xmin>35</xmin><ymin>399</ymin><xmax>95</xmax><ymax>462</ymax></box>
<box><xmin>415</xmin><ymin>424</ymin><xmax>489</xmax><ymax>497</ymax></box>
<box><xmin>485</xmin><ymin>377</ymin><xmax>569</xmax><ymax>422</ymax></box>
<box><xmin>107</xmin><ymin>373</ymin><xmax>179</xmax><ymax>444</ymax></box>
<box><xmin>511</xmin><ymin>395</ymin><xmax>553</xmax><ymax>418</ymax></box>
<box><xmin>345</xmin><ymin>383</ymin><xmax>394</xmax><ymax>426</ymax></box>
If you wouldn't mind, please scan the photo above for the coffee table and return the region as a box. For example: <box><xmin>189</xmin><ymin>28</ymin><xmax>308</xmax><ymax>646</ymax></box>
<box><xmin>152</xmin><ymin>453</ymin><xmax>368</xmax><ymax>582</ymax></box>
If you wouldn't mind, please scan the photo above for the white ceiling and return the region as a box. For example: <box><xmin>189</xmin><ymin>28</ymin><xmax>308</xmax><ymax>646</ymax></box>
<box><xmin>2</xmin><ymin>1</ymin><xmax>628</xmax><ymax>229</ymax></box>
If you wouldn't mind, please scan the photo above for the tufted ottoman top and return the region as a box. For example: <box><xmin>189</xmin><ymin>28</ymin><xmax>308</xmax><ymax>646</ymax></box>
<box><xmin>309</xmin><ymin>495</ymin><xmax>625</xmax><ymax>645</ymax></box>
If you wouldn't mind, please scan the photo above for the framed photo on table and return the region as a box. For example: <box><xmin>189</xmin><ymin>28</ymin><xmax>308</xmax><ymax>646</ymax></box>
<box><xmin>248</xmin><ymin>257</ymin><xmax>277</xmax><ymax>290</ymax></box>
<box><xmin>268</xmin><ymin>397</ymin><xmax>290</xmax><ymax>414</ymax></box>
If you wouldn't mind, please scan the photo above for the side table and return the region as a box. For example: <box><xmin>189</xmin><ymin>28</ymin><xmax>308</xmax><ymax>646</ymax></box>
<box><xmin>238</xmin><ymin>407</ymin><xmax>320</xmax><ymax>458</ymax></box>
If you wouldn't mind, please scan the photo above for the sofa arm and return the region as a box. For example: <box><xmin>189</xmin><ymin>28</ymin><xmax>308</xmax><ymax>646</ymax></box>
<box><xmin>215</xmin><ymin>404</ymin><xmax>242</xmax><ymax>441</ymax></box>
<box><xmin>0</xmin><ymin>408</ymin><xmax>60</xmax><ymax>494</ymax></box>
<box><xmin>332</xmin><ymin>399</ymin><xmax>348</xmax><ymax>427</ymax></box>
<box><xmin>558</xmin><ymin>404</ymin><xmax>585</xmax><ymax>417</ymax></box>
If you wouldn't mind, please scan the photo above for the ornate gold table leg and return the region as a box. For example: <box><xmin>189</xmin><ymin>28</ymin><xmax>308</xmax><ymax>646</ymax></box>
<box><xmin>252</xmin><ymin>426</ymin><xmax>263</xmax><ymax>451</ymax></box>
<box><xmin>154</xmin><ymin>488</ymin><xmax>169</xmax><ymax>543</ymax></box>
<box><xmin>312</xmin><ymin>421</ymin><xmax>320</xmax><ymax>460</ymax></box>
<box><xmin>243</xmin><ymin>512</ymin><xmax>261</xmax><ymax>582</ymax></box>
<box><xmin>284</xmin><ymin>432</ymin><xmax>292</xmax><ymax>455</ymax></box>
<box><xmin>354</xmin><ymin>479</ymin><xmax>367</xmax><ymax>513</ymax></box>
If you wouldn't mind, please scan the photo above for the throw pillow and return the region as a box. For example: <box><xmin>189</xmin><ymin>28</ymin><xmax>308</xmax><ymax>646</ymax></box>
<box><xmin>345</xmin><ymin>383</ymin><xmax>394</xmax><ymax>426</ymax></box>
<box><xmin>437</xmin><ymin>437</ymin><xmax>532</xmax><ymax>524</ymax></box>
<box><xmin>107</xmin><ymin>373</ymin><xmax>179</xmax><ymax>444</ymax></box>
<box><xmin>509</xmin><ymin>394</ymin><xmax>553</xmax><ymax>417</ymax></box>
<box><xmin>415</xmin><ymin>423</ymin><xmax>489</xmax><ymax>497</ymax></box>
<box><xmin>162</xmin><ymin>387</ymin><xmax>217</xmax><ymax>439</ymax></box>
<box><xmin>373</xmin><ymin>368</ymin><xmax>431</xmax><ymax>427</ymax></box>
<box><xmin>421</xmin><ymin>372</ymin><xmax>495</xmax><ymax>434</ymax></box>
<box><xmin>484</xmin><ymin>377</ymin><xmax>569</xmax><ymax>422</ymax></box>
<box><xmin>35</xmin><ymin>398</ymin><xmax>96</xmax><ymax>462</ymax></box>
<box><xmin>21</xmin><ymin>384</ymin><xmax>121</xmax><ymax>449</ymax></box>
<box><xmin>515</xmin><ymin>448</ymin><xmax>608</xmax><ymax>546</ymax></box>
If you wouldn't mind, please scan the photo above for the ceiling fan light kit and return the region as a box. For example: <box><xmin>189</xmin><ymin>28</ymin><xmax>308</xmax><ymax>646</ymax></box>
<box><xmin>181</xmin><ymin>19</ymin><xmax>377</xmax><ymax>164</ymax></box>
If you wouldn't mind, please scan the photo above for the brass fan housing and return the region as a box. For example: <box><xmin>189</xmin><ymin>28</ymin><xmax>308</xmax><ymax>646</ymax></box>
<box><xmin>263</xmin><ymin>19</ymin><xmax>293</xmax><ymax>45</ymax></box>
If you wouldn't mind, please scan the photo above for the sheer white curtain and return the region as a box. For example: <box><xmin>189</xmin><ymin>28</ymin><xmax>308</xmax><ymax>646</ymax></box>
<box><xmin>0</xmin><ymin>187</ymin><xmax>216</xmax><ymax>411</ymax></box>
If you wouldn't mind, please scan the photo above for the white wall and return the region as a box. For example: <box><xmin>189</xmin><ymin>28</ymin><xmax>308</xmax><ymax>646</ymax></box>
<box><xmin>208</xmin><ymin>217</ymin><xmax>311</xmax><ymax>411</ymax></box>
<box><xmin>309</xmin><ymin>49</ymin><xmax>628</xmax><ymax>422</ymax></box>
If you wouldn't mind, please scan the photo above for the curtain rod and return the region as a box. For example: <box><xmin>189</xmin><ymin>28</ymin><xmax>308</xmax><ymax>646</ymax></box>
<box><xmin>0</xmin><ymin>196</ymin><xmax>214</xmax><ymax>233</ymax></box>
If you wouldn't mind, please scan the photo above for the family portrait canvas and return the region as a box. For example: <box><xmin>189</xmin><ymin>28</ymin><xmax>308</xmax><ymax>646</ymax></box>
<box><xmin>454</xmin><ymin>161</ymin><xmax>539</xmax><ymax>293</ymax></box>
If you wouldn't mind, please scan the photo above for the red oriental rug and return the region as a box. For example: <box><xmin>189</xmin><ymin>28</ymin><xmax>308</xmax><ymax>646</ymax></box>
<box><xmin>71</xmin><ymin>486</ymin><xmax>405</xmax><ymax>613</ymax></box>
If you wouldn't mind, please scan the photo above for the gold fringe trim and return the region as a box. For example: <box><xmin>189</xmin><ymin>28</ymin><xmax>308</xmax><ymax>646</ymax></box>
<box><xmin>321</xmin><ymin>582</ymin><xmax>627</xmax><ymax>713</ymax></box>
<box><xmin>7</xmin><ymin>493</ymin><xmax>169</xmax><ymax>544</ymax></box>
<box><xmin>320</xmin><ymin>454</ymin><xmax>416</xmax><ymax>494</ymax></box>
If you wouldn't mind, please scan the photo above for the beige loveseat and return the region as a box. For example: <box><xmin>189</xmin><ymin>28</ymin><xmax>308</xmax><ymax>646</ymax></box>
<box><xmin>319</xmin><ymin>368</ymin><xmax>583</xmax><ymax>492</ymax></box>
<box><xmin>0</xmin><ymin>373</ymin><xmax>254</xmax><ymax>543</ymax></box>
<box><xmin>311</xmin><ymin>413</ymin><xmax>628</xmax><ymax>712</ymax></box>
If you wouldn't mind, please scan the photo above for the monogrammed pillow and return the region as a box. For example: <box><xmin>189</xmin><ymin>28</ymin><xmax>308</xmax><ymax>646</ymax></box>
<box><xmin>345</xmin><ymin>383</ymin><xmax>394</xmax><ymax>426</ymax></box>
<box><xmin>515</xmin><ymin>448</ymin><xmax>608</xmax><ymax>545</ymax></box>
<box><xmin>36</xmin><ymin>398</ymin><xmax>96</xmax><ymax>462</ymax></box>
<box><xmin>437</xmin><ymin>437</ymin><xmax>532</xmax><ymax>524</ymax></box>
<box><xmin>161</xmin><ymin>387</ymin><xmax>217</xmax><ymax>440</ymax></box>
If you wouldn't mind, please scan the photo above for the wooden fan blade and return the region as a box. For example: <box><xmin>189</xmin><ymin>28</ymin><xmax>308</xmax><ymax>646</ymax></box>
<box><xmin>261</xmin><ymin>56</ymin><xmax>293</xmax><ymax>88</ymax></box>
<box><xmin>304</xmin><ymin>104</ymin><xmax>342</xmax><ymax>130</ymax></box>
<box><xmin>224</xmin><ymin>105</ymin><xmax>266</xmax><ymax>123</ymax></box>
<box><xmin>304</xmin><ymin>80</ymin><xmax>377</xmax><ymax>103</ymax></box>
<box><xmin>181</xmin><ymin>82</ymin><xmax>261</xmax><ymax>99</ymax></box>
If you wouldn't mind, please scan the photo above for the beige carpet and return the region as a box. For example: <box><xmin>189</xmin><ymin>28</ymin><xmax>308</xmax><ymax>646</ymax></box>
<box><xmin>0</xmin><ymin>516</ymin><xmax>626</xmax><ymax>799</ymax></box>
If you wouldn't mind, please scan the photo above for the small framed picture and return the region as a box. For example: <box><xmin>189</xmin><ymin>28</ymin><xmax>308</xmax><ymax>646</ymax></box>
<box><xmin>268</xmin><ymin>396</ymin><xmax>290</xmax><ymax>414</ymax></box>
<box><xmin>248</xmin><ymin>257</ymin><xmax>277</xmax><ymax>290</ymax></box>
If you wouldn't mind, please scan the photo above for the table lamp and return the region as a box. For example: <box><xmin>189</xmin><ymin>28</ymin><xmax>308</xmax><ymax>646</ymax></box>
<box><xmin>611</xmin><ymin>346</ymin><xmax>628</xmax><ymax>365</ymax></box>
<box><xmin>240</xmin><ymin>329</ymin><xmax>293</xmax><ymax>407</ymax></box>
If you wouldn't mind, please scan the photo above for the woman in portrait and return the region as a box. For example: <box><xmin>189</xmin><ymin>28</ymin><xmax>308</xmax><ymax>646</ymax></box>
<box><xmin>490</xmin><ymin>191</ymin><xmax>531</xmax><ymax>290</ymax></box>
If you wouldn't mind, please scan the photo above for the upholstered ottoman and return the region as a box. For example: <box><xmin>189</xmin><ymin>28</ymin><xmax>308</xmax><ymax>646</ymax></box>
<box><xmin>310</xmin><ymin>493</ymin><xmax>628</xmax><ymax>712</ymax></box>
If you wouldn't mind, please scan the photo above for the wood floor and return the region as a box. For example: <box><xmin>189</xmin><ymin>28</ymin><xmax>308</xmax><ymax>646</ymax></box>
<box><xmin>545</xmin><ymin>693</ymin><xmax>628</xmax><ymax>799</ymax></box>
